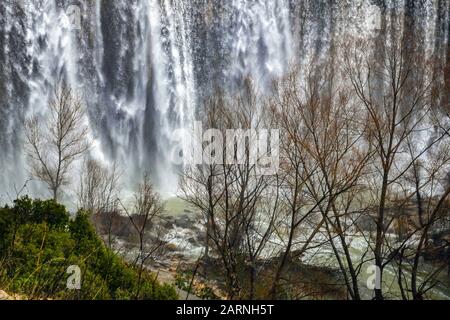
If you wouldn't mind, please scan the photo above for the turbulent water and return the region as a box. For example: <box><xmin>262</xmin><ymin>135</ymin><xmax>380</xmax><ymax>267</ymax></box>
<box><xmin>0</xmin><ymin>0</ymin><xmax>449</xmax><ymax>199</ymax></box>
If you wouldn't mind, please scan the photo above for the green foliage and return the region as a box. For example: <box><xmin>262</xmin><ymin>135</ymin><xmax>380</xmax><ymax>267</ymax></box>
<box><xmin>12</xmin><ymin>196</ymin><xmax>69</xmax><ymax>228</ymax></box>
<box><xmin>0</xmin><ymin>207</ymin><xmax>14</xmax><ymax>252</ymax></box>
<box><xmin>0</xmin><ymin>197</ymin><xmax>178</xmax><ymax>300</ymax></box>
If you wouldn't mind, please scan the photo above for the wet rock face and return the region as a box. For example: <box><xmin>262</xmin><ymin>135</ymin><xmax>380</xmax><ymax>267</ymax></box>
<box><xmin>0</xmin><ymin>0</ymin><xmax>448</xmax><ymax>195</ymax></box>
<box><xmin>160</xmin><ymin>212</ymin><xmax>206</xmax><ymax>260</ymax></box>
<box><xmin>93</xmin><ymin>207</ymin><xmax>205</xmax><ymax>264</ymax></box>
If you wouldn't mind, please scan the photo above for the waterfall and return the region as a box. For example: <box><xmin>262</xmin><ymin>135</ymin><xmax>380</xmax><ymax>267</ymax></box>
<box><xmin>224</xmin><ymin>0</ymin><xmax>293</xmax><ymax>87</ymax></box>
<box><xmin>0</xmin><ymin>0</ymin><xmax>448</xmax><ymax>200</ymax></box>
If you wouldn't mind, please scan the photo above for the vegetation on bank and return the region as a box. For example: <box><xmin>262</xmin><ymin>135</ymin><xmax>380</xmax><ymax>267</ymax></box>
<box><xmin>0</xmin><ymin>197</ymin><xmax>178</xmax><ymax>300</ymax></box>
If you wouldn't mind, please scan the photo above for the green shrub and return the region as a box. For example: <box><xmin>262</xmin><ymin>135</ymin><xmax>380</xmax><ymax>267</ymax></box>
<box><xmin>0</xmin><ymin>197</ymin><xmax>178</xmax><ymax>300</ymax></box>
<box><xmin>12</xmin><ymin>196</ymin><xmax>69</xmax><ymax>228</ymax></box>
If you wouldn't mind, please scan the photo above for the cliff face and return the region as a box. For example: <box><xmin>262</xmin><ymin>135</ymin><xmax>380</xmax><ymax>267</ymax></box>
<box><xmin>0</xmin><ymin>0</ymin><xmax>448</xmax><ymax>195</ymax></box>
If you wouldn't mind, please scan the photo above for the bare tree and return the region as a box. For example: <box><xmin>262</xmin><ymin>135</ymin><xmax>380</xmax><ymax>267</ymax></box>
<box><xmin>343</xmin><ymin>35</ymin><xmax>448</xmax><ymax>299</ymax></box>
<box><xmin>267</xmin><ymin>69</ymin><xmax>323</xmax><ymax>299</ymax></box>
<box><xmin>120</xmin><ymin>173</ymin><xmax>165</xmax><ymax>299</ymax></box>
<box><xmin>293</xmin><ymin>66</ymin><xmax>372</xmax><ymax>300</ymax></box>
<box><xmin>393</xmin><ymin>127</ymin><xmax>450</xmax><ymax>300</ymax></box>
<box><xmin>25</xmin><ymin>84</ymin><xmax>90</xmax><ymax>201</ymax></box>
<box><xmin>179</xmin><ymin>81</ymin><xmax>282</xmax><ymax>299</ymax></box>
<box><xmin>77</xmin><ymin>158</ymin><xmax>121</xmax><ymax>247</ymax></box>
<box><xmin>267</xmin><ymin>64</ymin><xmax>374</xmax><ymax>299</ymax></box>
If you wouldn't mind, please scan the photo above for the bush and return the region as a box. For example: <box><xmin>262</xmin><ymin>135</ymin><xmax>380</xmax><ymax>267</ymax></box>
<box><xmin>12</xmin><ymin>196</ymin><xmax>69</xmax><ymax>228</ymax></box>
<box><xmin>0</xmin><ymin>197</ymin><xmax>178</xmax><ymax>300</ymax></box>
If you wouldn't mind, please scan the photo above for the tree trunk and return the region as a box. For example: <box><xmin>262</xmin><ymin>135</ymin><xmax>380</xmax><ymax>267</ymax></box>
<box><xmin>53</xmin><ymin>188</ymin><xmax>58</xmax><ymax>202</ymax></box>
<box><xmin>374</xmin><ymin>170</ymin><xmax>389</xmax><ymax>300</ymax></box>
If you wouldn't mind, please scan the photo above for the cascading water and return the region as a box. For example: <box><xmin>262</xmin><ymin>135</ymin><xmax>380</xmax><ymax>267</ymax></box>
<box><xmin>0</xmin><ymin>0</ymin><xmax>448</xmax><ymax>200</ymax></box>
<box><xmin>224</xmin><ymin>0</ymin><xmax>293</xmax><ymax>87</ymax></box>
